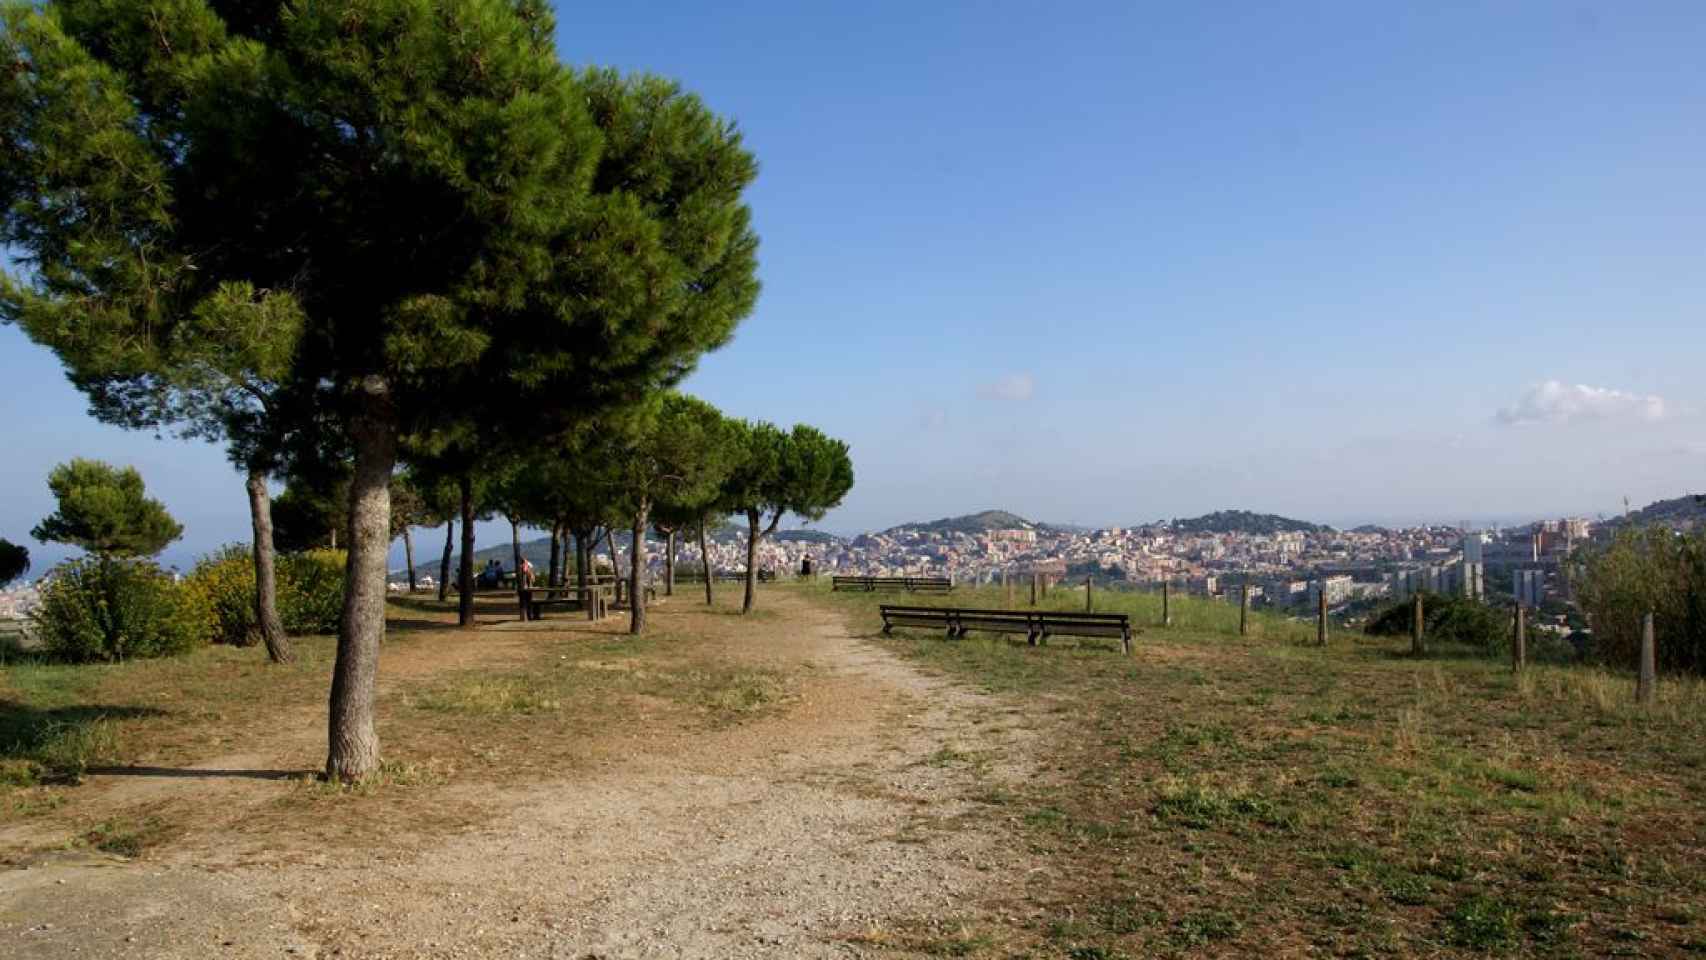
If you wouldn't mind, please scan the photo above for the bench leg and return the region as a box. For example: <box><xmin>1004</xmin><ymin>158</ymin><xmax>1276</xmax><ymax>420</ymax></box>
<box><xmin>1122</xmin><ymin>629</ymin><xmax>1132</xmax><ymax>655</ymax></box>
<box><xmin>882</xmin><ymin>622</ymin><xmax>893</xmax><ymax>635</ymax></box>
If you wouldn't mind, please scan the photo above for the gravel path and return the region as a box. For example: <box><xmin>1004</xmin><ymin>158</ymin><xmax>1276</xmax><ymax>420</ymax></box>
<box><xmin>3</xmin><ymin>592</ymin><xmax>1036</xmax><ymax>959</ymax></box>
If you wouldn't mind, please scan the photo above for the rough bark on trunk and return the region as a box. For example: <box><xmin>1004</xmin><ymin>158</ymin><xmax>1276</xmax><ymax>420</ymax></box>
<box><xmin>573</xmin><ymin>528</ymin><xmax>589</xmax><ymax>595</ymax></box>
<box><xmin>402</xmin><ymin>526</ymin><xmax>416</xmax><ymax>592</ymax></box>
<box><xmin>605</xmin><ymin>527</ymin><xmax>622</xmax><ymax>587</ymax></box>
<box><xmin>510</xmin><ymin>517</ymin><xmax>525</xmax><ymax>618</ymax></box>
<box><xmin>457</xmin><ymin>472</ymin><xmax>475</xmax><ymax>627</ymax></box>
<box><xmin>743</xmin><ymin>509</ymin><xmax>760</xmax><ymax>614</ymax></box>
<box><xmin>664</xmin><ymin>529</ymin><xmax>675</xmax><ymax>597</ymax></box>
<box><xmin>325</xmin><ymin>376</ymin><xmax>395</xmax><ymax>782</ymax></box>
<box><xmin>245</xmin><ymin>468</ymin><xmax>292</xmax><ymax>664</ymax></box>
<box><xmin>437</xmin><ymin>519</ymin><xmax>453</xmax><ymax>602</ymax></box>
<box><xmin>629</xmin><ymin>506</ymin><xmax>649</xmax><ymax>634</ymax></box>
<box><xmin>698</xmin><ymin>518</ymin><xmax>714</xmax><ymax>606</ymax></box>
<box><xmin>548</xmin><ymin>521</ymin><xmax>561</xmax><ymax>587</ymax></box>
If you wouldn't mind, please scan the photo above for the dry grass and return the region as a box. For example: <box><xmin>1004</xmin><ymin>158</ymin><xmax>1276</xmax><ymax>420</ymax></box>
<box><xmin>0</xmin><ymin>590</ymin><xmax>802</xmax><ymax>862</ymax></box>
<box><xmin>813</xmin><ymin>581</ymin><xmax>1706</xmax><ymax>958</ymax></box>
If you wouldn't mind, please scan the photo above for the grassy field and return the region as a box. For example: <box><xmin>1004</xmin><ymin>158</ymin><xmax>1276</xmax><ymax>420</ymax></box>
<box><xmin>816</xmin><ymin>581</ymin><xmax>1706</xmax><ymax>958</ymax></box>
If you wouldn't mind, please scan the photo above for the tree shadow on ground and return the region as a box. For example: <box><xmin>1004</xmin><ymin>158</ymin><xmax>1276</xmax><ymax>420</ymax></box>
<box><xmin>83</xmin><ymin>765</ymin><xmax>310</xmax><ymax>781</ymax></box>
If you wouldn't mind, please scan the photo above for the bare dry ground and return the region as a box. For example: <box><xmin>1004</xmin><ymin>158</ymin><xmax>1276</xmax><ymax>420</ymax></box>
<box><xmin>1</xmin><ymin>585</ymin><xmax>1040</xmax><ymax>958</ymax></box>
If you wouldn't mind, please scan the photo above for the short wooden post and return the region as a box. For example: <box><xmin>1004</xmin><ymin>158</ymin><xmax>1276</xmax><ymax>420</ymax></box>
<box><xmin>1085</xmin><ymin>575</ymin><xmax>1093</xmax><ymax>612</ymax></box>
<box><xmin>1637</xmin><ymin>611</ymin><xmax>1656</xmax><ymax>705</ymax></box>
<box><xmin>1512</xmin><ymin>604</ymin><xmax>1526</xmax><ymax>672</ymax></box>
<box><xmin>1162</xmin><ymin>580</ymin><xmax>1172</xmax><ymax>627</ymax></box>
<box><xmin>1239</xmin><ymin>584</ymin><xmax>1249</xmax><ymax>637</ymax></box>
<box><xmin>1316</xmin><ymin>587</ymin><xmax>1327</xmax><ymax>646</ymax></box>
<box><xmin>1030</xmin><ymin>573</ymin><xmax>1038</xmax><ymax>607</ymax></box>
<box><xmin>1003</xmin><ymin>569</ymin><xmax>1013</xmax><ymax>607</ymax></box>
<box><xmin>1410</xmin><ymin>593</ymin><xmax>1425</xmax><ymax>655</ymax></box>
<box><xmin>1041</xmin><ymin>574</ymin><xmax>1051</xmax><ymax>597</ymax></box>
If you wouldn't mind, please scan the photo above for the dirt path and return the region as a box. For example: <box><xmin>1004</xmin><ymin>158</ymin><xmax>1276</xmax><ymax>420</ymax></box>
<box><xmin>2</xmin><ymin>591</ymin><xmax>1037</xmax><ymax>959</ymax></box>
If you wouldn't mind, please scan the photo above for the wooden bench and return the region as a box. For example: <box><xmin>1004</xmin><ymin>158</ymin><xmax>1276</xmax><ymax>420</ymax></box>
<box><xmin>833</xmin><ymin>576</ymin><xmax>953</xmax><ymax>593</ymax></box>
<box><xmin>879</xmin><ymin>605</ymin><xmax>1132</xmax><ymax>654</ymax></box>
<box><xmin>675</xmin><ymin>570</ymin><xmax>776</xmax><ymax>583</ymax></box>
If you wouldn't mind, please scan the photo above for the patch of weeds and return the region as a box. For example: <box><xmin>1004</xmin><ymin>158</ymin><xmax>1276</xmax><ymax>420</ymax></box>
<box><xmin>1376</xmin><ymin>866</ymin><xmax>1434</xmax><ymax>906</ymax></box>
<box><xmin>1172</xmin><ymin>910</ymin><xmax>1241</xmax><ymax>947</ymax></box>
<box><xmin>686</xmin><ymin>668</ymin><xmax>791</xmax><ymax>720</ymax></box>
<box><xmin>1091</xmin><ymin>898</ymin><xmax>1161</xmax><ymax>935</ymax></box>
<box><xmin>1065</xmin><ymin>946</ymin><xmax>1126</xmax><ymax>960</ymax></box>
<box><xmin>1522</xmin><ymin>908</ymin><xmax>1579</xmax><ymax>945</ymax></box>
<box><xmin>287</xmin><ymin>759</ymin><xmax>447</xmax><ymax>802</ymax></box>
<box><xmin>412</xmin><ymin>676</ymin><xmax>560</xmax><ymax>715</ymax></box>
<box><xmin>76</xmin><ymin>814</ymin><xmax>182</xmax><ymax>858</ymax></box>
<box><xmin>1445</xmin><ymin>894</ymin><xmax>1519</xmax><ymax>951</ymax></box>
<box><xmin>31</xmin><ymin>718</ymin><xmax>122</xmax><ymax>782</ymax></box>
<box><xmin>1318</xmin><ymin>767</ymin><xmax>1360</xmax><ymax>789</ymax></box>
<box><xmin>1152</xmin><ymin>778</ymin><xmax>1292</xmax><ymax>830</ymax></box>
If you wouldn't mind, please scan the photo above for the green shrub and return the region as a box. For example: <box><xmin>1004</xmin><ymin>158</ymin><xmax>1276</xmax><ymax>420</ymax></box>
<box><xmin>279</xmin><ymin>548</ymin><xmax>344</xmax><ymax>635</ymax></box>
<box><xmin>1577</xmin><ymin>526</ymin><xmax>1706</xmax><ymax>675</ymax></box>
<box><xmin>31</xmin><ymin>557</ymin><xmax>201</xmax><ymax>662</ymax></box>
<box><xmin>1366</xmin><ymin>591</ymin><xmax>1507</xmax><ymax>653</ymax></box>
<box><xmin>180</xmin><ymin>544</ymin><xmax>259</xmax><ymax>646</ymax></box>
<box><xmin>180</xmin><ymin>545</ymin><xmax>346</xmax><ymax>643</ymax></box>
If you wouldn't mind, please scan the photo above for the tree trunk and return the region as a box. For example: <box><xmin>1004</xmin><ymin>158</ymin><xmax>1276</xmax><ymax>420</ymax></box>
<box><xmin>629</xmin><ymin>503</ymin><xmax>649</xmax><ymax>634</ymax></box>
<box><xmin>605</xmin><ymin>527</ymin><xmax>622</xmax><ymax>585</ymax></box>
<box><xmin>510</xmin><ymin>516</ymin><xmax>526</xmax><ymax>618</ymax></box>
<box><xmin>402</xmin><ymin>526</ymin><xmax>416</xmax><ymax>593</ymax></box>
<box><xmin>698</xmin><ymin>518</ymin><xmax>714</xmax><ymax>606</ymax></box>
<box><xmin>325</xmin><ymin>376</ymin><xmax>395</xmax><ymax>783</ymax></box>
<box><xmin>548</xmin><ymin>521</ymin><xmax>561</xmax><ymax>587</ymax></box>
<box><xmin>664</xmin><ymin>529</ymin><xmax>675</xmax><ymax>597</ymax></box>
<box><xmin>457</xmin><ymin>472</ymin><xmax>475</xmax><ymax>628</ymax></box>
<box><xmin>743</xmin><ymin>509</ymin><xmax>760</xmax><ymax>614</ymax></box>
<box><xmin>573</xmin><ymin>527</ymin><xmax>589</xmax><ymax>594</ymax></box>
<box><xmin>437</xmin><ymin>519</ymin><xmax>453</xmax><ymax>602</ymax></box>
<box><xmin>245</xmin><ymin>468</ymin><xmax>293</xmax><ymax>664</ymax></box>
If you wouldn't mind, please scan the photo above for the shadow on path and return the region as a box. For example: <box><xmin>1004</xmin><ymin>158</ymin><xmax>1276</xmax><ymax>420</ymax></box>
<box><xmin>84</xmin><ymin>765</ymin><xmax>311</xmax><ymax>781</ymax></box>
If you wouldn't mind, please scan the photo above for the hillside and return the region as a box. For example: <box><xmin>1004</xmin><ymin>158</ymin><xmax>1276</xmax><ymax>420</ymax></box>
<box><xmin>1604</xmin><ymin>494</ymin><xmax>1706</xmax><ymax>531</ymax></box>
<box><xmin>1170</xmin><ymin>509</ymin><xmax>1330</xmax><ymax>535</ymax></box>
<box><xmin>883</xmin><ymin>509</ymin><xmax>1033</xmax><ymax>536</ymax></box>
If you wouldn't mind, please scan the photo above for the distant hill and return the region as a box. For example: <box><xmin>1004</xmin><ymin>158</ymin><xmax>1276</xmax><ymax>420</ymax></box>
<box><xmin>883</xmin><ymin>510</ymin><xmax>1034</xmax><ymax>536</ymax></box>
<box><xmin>1604</xmin><ymin>495</ymin><xmax>1706</xmax><ymax>531</ymax></box>
<box><xmin>776</xmin><ymin>529</ymin><xmax>842</xmax><ymax>545</ymax></box>
<box><xmin>1170</xmin><ymin>510</ymin><xmax>1330</xmax><ymax>535</ymax></box>
<box><xmin>1349</xmin><ymin>524</ymin><xmax>1390</xmax><ymax>535</ymax></box>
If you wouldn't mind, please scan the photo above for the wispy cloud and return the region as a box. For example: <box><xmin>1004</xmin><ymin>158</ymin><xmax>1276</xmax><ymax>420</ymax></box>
<box><xmin>978</xmin><ymin>373</ymin><xmax>1035</xmax><ymax>402</ymax></box>
<box><xmin>1495</xmin><ymin>380</ymin><xmax>1665</xmax><ymax>427</ymax></box>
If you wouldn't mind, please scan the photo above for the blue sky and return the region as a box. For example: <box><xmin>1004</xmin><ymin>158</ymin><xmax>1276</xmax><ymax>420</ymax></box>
<box><xmin>5</xmin><ymin>1</ymin><xmax>1705</xmax><ymax>572</ymax></box>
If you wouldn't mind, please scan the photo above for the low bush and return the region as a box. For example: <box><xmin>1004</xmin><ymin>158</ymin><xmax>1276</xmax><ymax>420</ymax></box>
<box><xmin>31</xmin><ymin>557</ymin><xmax>201</xmax><ymax>662</ymax></box>
<box><xmin>1576</xmin><ymin>526</ymin><xmax>1706</xmax><ymax>675</ymax></box>
<box><xmin>279</xmin><ymin>548</ymin><xmax>344</xmax><ymax>634</ymax></box>
<box><xmin>181</xmin><ymin>545</ymin><xmax>346</xmax><ymax>644</ymax></box>
<box><xmin>1365</xmin><ymin>591</ymin><xmax>1508</xmax><ymax>653</ymax></box>
<box><xmin>180</xmin><ymin>544</ymin><xmax>259</xmax><ymax>646</ymax></box>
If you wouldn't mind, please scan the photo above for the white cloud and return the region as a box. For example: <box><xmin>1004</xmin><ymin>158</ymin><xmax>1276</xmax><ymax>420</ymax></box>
<box><xmin>1495</xmin><ymin>380</ymin><xmax>1666</xmax><ymax>427</ymax></box>
<box><xmin>978</xmin><ymin>373</ymin><xmax>1035</xmax><ymax>402</ymax></box>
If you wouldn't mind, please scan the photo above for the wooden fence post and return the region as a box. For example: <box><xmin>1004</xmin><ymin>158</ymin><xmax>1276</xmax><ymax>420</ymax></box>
<box><xmin>1030</xmin><ymin>573</ymin><xmax>1038</xmax><ymax>607</ymax></box>
<box><xmin>1512</xmin><ymin>604</ymin><xmax>1526</xmax><ymax>672</ymax></box>
<box><xmin>1003</xmin><ymin>569</ymin><xmax>1013</xmax><ymax>606</ymax></box>
<box><xmin>1162</xmin><ymin>580</ymin><xmax>1172</xmax><ymax>627</ymax></box>
<box><xmin>1411</xmin><ymin>593</ymin><xmax>1425</xmax><ymax>655</ymax></box>
<box><xmin>1085</xmin><ymin>575</ymin><xmax>1093</xmax><ymax>612</ymax></box>
<box><xmin>1638</xmin><ymin>611</ymin><xmax>1656</xmax><ymax>705</ymax></box>
<box><xmin>1316</xmin><ymin>586</ymin><xmax>1327</xmax><ymax>646</ymax></box>
<box><xmin>1239</xmin><ymin>584</ymin><xmax>1249</xmax><ymax>637</ymax></box>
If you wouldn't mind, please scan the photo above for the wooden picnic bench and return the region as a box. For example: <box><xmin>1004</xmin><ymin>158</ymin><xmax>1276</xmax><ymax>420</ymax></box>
<box><xmin>518</xmin><ymin>583</ymin><xmax>615</xmax><ymax>622</ymax></box>
<box><xmin>833</xmin><ymin>576</ymin><xmax>953</xmax><ymax>593</ymax></box>
<box><xmin>879</xmin><ymin>605</ymin><xmax>1132</xmax><ymax>654</ymax></box>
